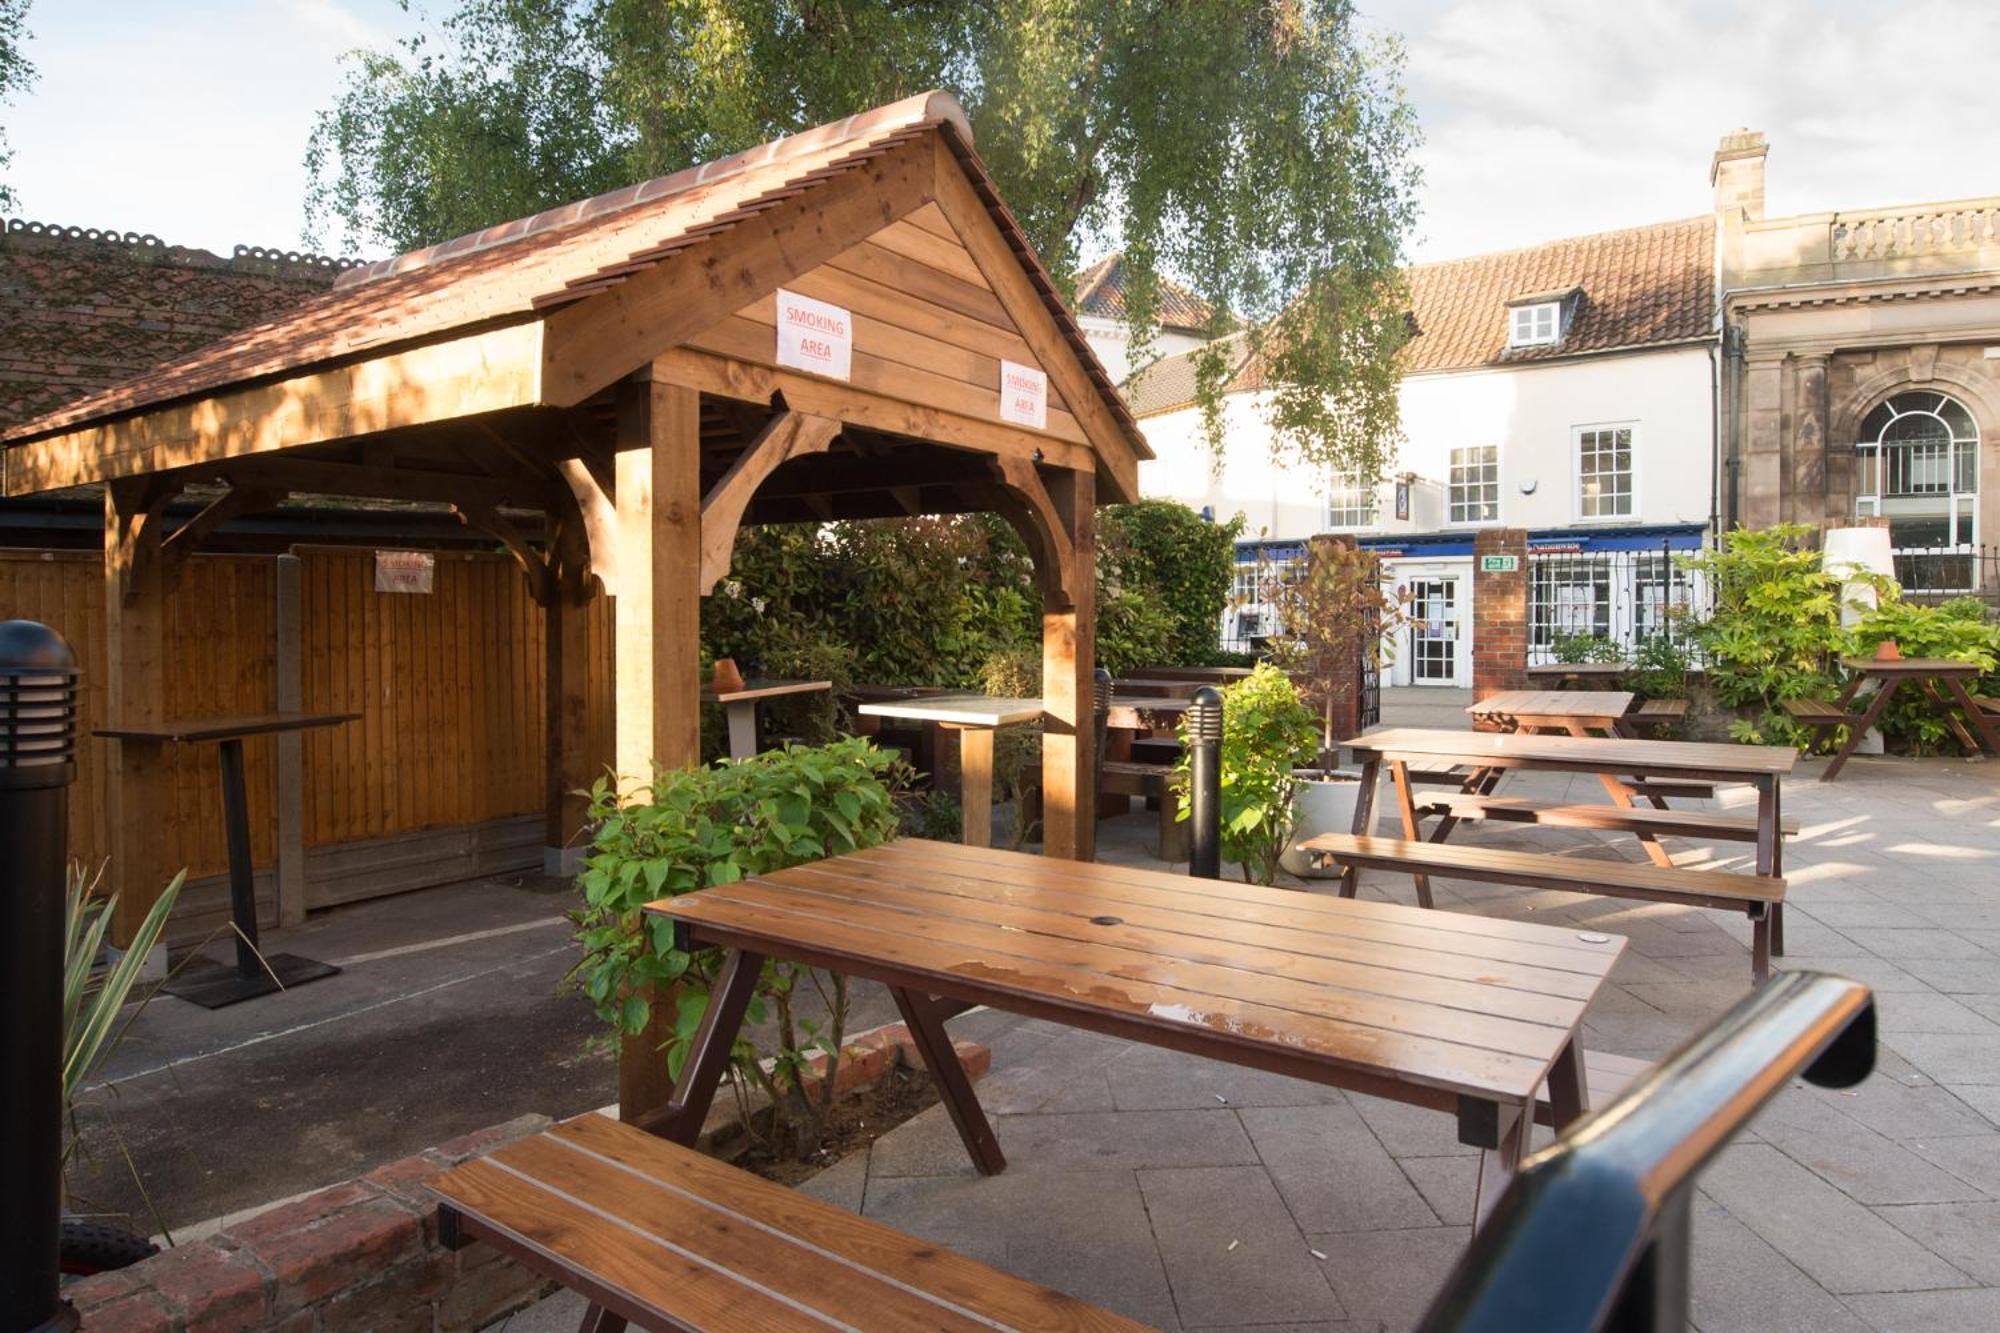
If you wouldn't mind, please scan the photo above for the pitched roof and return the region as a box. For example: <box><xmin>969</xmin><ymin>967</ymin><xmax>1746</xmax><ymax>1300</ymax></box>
<box><xmin>4</xmin><ymin>91</ymin><xmax>1145</xmax><ymax>461</ymax></box>
<box><xmin>1123</xmin><ymin>331</ymin><xmax>1255</xmax><ymax>418</ymax></box>
<box><xmin>1403</xmin><ymin>216</ymin><xmax>1714</xmax><ymax>372</ymax></box>
<box><xmin>1125</xmin><ymin>216</ymin><xmax>1716</xmax><ymax>418</ymax></box>
<box><xmin>0</xmin><ymin>221</ymin><xmax>343</xmax><ymax>433</ymax></box>
<box><xmin>1074</xmin><ymin>253</ymin><xmax>1216</xmax><ymax>331</ymax></box>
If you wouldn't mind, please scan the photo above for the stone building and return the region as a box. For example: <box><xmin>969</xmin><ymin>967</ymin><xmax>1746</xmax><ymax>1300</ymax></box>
<box><xmin>1719</xmin><ymin>132</ymin><xmax>2000</xmax><ymax>591</ymax></box>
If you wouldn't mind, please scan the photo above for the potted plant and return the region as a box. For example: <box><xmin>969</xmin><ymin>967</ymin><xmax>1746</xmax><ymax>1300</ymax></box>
<box><xmin>1267</xmin><ymin>537</ymin><xmax>1409</xmax><ymax>877</ymax></box>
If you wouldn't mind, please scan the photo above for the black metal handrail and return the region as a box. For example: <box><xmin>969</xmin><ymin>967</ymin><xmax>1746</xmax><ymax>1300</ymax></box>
<box><xmin>1420</xmin><ymin>970</ymin><xmax>1875</xmax><ymax>1333</ymax></box>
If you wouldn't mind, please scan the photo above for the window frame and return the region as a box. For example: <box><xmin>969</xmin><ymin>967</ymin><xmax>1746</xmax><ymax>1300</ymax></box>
<box><xmin>1573</xmin><ymin>422</ymin><xmax>1638</xmax><ymax>521</ymax></box>
<box><xmin>1509</xmin><ymin>302</ymin><xmax>1561</xmax><ymax>348</ymax></box>
<box><xmin>1447</xmin><ymin>444</ymin><xmax>1501</xmax><ymax>525</ymax></box>
<box><xmin>1326</xmin><ymin>471</ymin><xmax>1379</xmax><ymax>530</ymax></box>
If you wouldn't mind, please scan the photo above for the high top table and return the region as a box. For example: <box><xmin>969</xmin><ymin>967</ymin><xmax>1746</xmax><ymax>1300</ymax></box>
<box><xmin>644</xmin><ymin>839</ymin><xmax>1626</xmax><ymax>1226</ymax></box>
<box><xmin>700</xmin><ymin>678</ymin><xmax>832</xmax><ymax>760</ymax></box>
<box><xmin>856</xmin><ymin>694</ymin><xmax>1043</xmax><ymax>846</ymax></box>
<box><xmin>96</xmin><ymin>711</ymin><xmax>358</xmax><ymax>1007</ymax></box>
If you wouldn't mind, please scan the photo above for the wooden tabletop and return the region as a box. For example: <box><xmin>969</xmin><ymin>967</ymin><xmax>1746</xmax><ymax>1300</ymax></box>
<box><xmin>647</xmin><ymin>839</ymin><xmax>1624</xmax><ymax>1109</ymax></box>
<box><xmin>95</xmin><ymin>711</ymin><xmax>360</xmax><ymax>743</ymax></box>
<box><xmin>856</xmin><ymin>694</ymin><xmax>1044</xmax><ymax>728</ymax></box>
<box><xmin>1468</xmin><ymin>690</ymin><xmax>1634</xmax><ymax>720</ymax></box>
<box><xmin>699</xmin><ymin>677</ymin><xmax>833</xmax><ymax>704</ymax></box>
<box><xmin>1839</xmin><ymin>656</ymin><xmax>1984</xmax><ymax>677</ymax></box>
<box><xmin>1349</xmin><ymin>726</ymin><xmax>1796</xmax><ymax>778</ymax></box>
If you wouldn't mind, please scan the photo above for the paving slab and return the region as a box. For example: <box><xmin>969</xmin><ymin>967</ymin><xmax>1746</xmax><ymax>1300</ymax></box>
<box><xmin>1688</xmin><ymin>1196</ymin><xmax>1875</xmax><ymax>1333</ymax></box>
<box><xmin>1309</xmin><ymin>1226</ymin><xmax>1470</xmax><ymax>1329</ymax></box>
<box><xmin>1240</xmin><ymin>1102</ymin><xmax>1441</xmax><ymax>1233</ymax></box>
<box><xmin>1138</xmin><ymin>1165</ymin><xmax>1347</xmax><ymax>1327</ymax></box>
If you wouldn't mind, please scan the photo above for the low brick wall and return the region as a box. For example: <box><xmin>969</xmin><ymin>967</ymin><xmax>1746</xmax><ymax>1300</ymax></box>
<box><xmin>67</xmin><ymin>1023</ymin><xmax>989</xmax><ymax>1331</ymax></box>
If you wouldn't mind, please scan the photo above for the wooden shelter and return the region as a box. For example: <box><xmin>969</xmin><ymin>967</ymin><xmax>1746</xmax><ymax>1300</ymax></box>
<box><xmin>0</xmin><ymin>91</ymin><xmax>1147</xmax><ymax>1113</ymax></box>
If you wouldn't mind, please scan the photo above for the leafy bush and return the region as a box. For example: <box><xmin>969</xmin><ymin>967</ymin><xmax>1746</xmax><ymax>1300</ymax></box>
<box><xmin>1625</xmin><ymin>636</ymin><xmax>1694</xmax><ymax>701</ymax></box>
<box><xmin>572</xmin><ymin>737</ymin><xmax>907</xmax><ymax>1158</ymax></box>
<box><xmin>1848</xmin><ymin>596</ymin><xmax>2000</xmax><ymax>752</ymax></box>
<box><xmin>1552</xmin><ymin>633</ymin><xmax>1625</xmax><ymax>664</ymax></box>
<box><xmin>1176</xmin><ymin>663</ymin><xmax>1318</xmax><ymax>884</ymax></box>
<box><xmin>1099</xmin><ymin>501</ymin><xmax>1243</xmax><ymax>666</ymax></box>
<box><xmin>1680</xmin><ymin>525</ymin><xmax>1850</xmax><ymax>747</ymax></box>
<box><xmin>1268</xmin><ymin>537</ymin><xmax>1409</xmax><ymax>765</ymax></box>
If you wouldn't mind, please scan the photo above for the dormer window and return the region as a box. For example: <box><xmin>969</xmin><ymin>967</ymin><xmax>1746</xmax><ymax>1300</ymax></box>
<box><xmin>1509</xmin><ymin>302</ymin><xmax>1560</xmax><ymax>347</ymax></box>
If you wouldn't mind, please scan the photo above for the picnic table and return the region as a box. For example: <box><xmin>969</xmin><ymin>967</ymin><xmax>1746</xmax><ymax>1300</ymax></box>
<box><xmin>1804</xmin><ymin>656</ymin><xmax>2000</xmax><ymax>782</ymax></box>
<box><xmin>701</xmin><ymin>677</ymin><xmax>832</xmax><ymax>760</ymax></box>
<box><xmin>94</xmin><ymin>711</ymin><xmax>357</xmax><ymax>1007</ymax></box>
<box><xmin>856</xmin><ymin>694</ymin><xmax>1042</xmax><ymax>847</ymax></box>
<box><xmin>1469</xmin><ymin>689</ymin><xmax>1634</xmax><ymax>736</ymax></box>
<box><xmin>1315</xmin><ymin>727</ymin><xmax>1795</xmax><ymax>981</ymax></box>
<box><xmin>644</xmin><ymin>838</ymin><xmax>1626</xmax><ymax>1225</ymax></box>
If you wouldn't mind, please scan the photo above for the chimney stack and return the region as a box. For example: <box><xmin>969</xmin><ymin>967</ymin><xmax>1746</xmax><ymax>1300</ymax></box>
<box><xmin>1712</xmin><ymin>128</ymin><xmax>1768</xmax><ymax>221</ymax></box>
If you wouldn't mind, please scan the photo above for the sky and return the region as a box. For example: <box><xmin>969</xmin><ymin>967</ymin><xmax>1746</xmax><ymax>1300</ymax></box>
<box><xmin>6</xmin><ymin>1</ymin><xmax>2000</xmax><ymax>265</ymax></box>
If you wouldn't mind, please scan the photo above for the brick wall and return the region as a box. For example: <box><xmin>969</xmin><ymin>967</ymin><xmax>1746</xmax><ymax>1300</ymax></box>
<box><xmin>0</xmin><ymin>219</ymin><xmax>347</xmax><ymax>433</ymax></box>
<box><xmin>63</xmin><ymin>1023</ymin><xmax>990</xmax><ymax>1332</ymax></box>
<box><xmin>1471</xmin><ymin>527</ymin><xmax>1530</xmax><ymax>706</ymax></box>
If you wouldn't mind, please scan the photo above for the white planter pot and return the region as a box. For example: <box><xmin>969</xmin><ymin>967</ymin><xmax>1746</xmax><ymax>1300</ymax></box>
<box><xmin>1281</xmin><ymin>774</ymin><xmax>1362</xmax><ymax>879</ymax></box>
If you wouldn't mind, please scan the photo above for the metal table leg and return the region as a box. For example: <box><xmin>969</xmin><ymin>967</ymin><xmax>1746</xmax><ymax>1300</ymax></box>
<box><xmin>161</xmin><ymin>737</ymin><xmax>340</xmax><ymax>1008</ymax></box>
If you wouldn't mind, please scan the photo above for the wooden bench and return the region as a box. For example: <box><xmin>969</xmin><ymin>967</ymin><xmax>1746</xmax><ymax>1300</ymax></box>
<box><xmin>432</xmin><ymin>1115</ymin><xmax>1145</xmax><ymax>1332</ymax></box>
<box><xmin>1621</xmin><ymin>698</ymin><xmax>1688</xmax><ymax>736</ymax></box>
<box><xmin>1425</xmin><ymin>794</ymin><xmax>1800</xmax><ymax>842</ymax></box>
<box><xmin>1301</xmin><ymin>833</ymin><xmax>1787</xmax><ymax>982</ymax></box>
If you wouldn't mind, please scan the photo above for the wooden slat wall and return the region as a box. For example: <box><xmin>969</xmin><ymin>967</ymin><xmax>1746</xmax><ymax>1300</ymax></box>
<box><xmin>1</xmin><ymin>546</ymin><xmax>606</xmax><ymax>892</ymax></box>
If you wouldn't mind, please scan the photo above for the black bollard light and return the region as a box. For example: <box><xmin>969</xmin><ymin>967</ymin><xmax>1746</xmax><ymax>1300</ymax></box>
<box><xmin>0</xmin><ymin>620</ymin><xmax>82</xmax><ymax>1333</ymax></box>
<box><xmin>1187</xmin><ymin>685</ymin><xmax>1223</xmax><ymax>880</ymax></box>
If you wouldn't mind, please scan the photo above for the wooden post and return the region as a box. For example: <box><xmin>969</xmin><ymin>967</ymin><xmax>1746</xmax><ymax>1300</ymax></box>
<box><xmin>103</xmin><ymin>481</ymin><xmax>173</xmax><ymax>945</ymax></box>
<box><xmin>612</xmin><ymin>373</ymin><xmax>704</xmax><ymax>1122</ymax></box>
<box><xmin>274</xmin><ymin>552</ymin><xmax>307</xmax><ymax>926</ymax></box>
<box><xmin>1039</xmin><ymin>467</ymin><xmax>1097</xmax><ymax>861</ymax></box>
<box><xmin>543</xmin><ymin>585</ymin><xmax>595</xmax><ymax>877</ymax></box>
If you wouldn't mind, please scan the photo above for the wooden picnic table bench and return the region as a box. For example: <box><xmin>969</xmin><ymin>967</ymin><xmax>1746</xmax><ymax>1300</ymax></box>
<box><xmin>1798</xmin><ymin>657</ymin><xmax>2000</xmax><ymax>781</ymax></box>
<box><xmin>1313</xmin><ymin>728</ymin><xmax>1795</xmax><ymax>983</ymax></box>
<box><xmin>431</xmin><ymin>1114</ymin><xmax>1145</xmax><ymax>1332</ymax></box>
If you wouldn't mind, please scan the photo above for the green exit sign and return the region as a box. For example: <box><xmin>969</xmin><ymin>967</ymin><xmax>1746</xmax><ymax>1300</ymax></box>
<box><xmin>1480</xmin><ymin>554</ymin><xmax>1519</xmax><ymax>573</ymax></box>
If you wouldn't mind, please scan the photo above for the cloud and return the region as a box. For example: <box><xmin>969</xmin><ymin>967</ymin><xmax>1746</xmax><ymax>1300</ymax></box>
<box><xmin>1365</xmin><ymin>0</ymin><xmax>2000</xmax><ymax>261</ymax></box>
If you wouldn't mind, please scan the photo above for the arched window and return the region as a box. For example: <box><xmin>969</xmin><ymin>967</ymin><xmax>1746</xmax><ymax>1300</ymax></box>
<box><xmin>1855</xmin><ymin>392</ymin><xmax>1978</xmax><ymax>565</ymax></box>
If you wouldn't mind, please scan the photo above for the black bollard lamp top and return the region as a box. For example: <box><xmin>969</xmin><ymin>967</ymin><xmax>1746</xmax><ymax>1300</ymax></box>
<box><xmin>0</xmin><ymin>619</ymin><xmax>80</xmax><ymax>784</ymax></box>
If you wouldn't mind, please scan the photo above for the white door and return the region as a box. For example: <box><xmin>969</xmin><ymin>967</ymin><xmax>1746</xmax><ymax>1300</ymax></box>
<box><xmin>1408</xmin><ymin>577</ymin><xmax>1463</xmax><ymax>686</ymax></box>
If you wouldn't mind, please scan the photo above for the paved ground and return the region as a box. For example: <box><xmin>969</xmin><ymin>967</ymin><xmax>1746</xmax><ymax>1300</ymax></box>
<box><xmin>502</xmin><ymin>686</ymin><xmax>2000</xmax><ymax>1333</ymax></box>
<box><xmin>87</xmin><ymin>684</ymin><xmax>2000</xmax><ymax>1328</ymax></box>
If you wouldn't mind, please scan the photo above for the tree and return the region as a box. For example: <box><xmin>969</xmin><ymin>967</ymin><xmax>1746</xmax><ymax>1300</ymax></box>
<box><xmin>306</xmin><ymin>0</ymin><xmax>1420</xmax><ymax>476</ymax></box>
<box><xmin>0</xmin><ymin>0</ymin><xmax>36</xmax><ymax>213</ymax></box>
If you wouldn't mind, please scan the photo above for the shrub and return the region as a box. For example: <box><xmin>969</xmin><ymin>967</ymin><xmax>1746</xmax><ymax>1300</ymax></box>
<box><xmin>1680</xmin><ymin>524</ymin><xmax>1850</xmax><ymax>747</ymax></box>
<box><xmin>1625</xmin><ymin>636</ymin><xmax>1694</xmax><ymax>701</ymax></box>
<box><xmin>1268</xmin><ymin>537</ymin><xmax>1409</xmax><ymax>766</ymax></box>
<box><xmin>571</xmin><ymin>737</ymin><xmax>908</xmax><ymax>1159</ymax></box>
<box><xmin>1552</xmin><ymin>633</ymin><xmax>1625</xmax><ymax>664</ymax></box>
<box><xmin>1100</xmin><ymin>500</ymin><xmax>1243</xmax><ymax>666</ymax></box>
<box><xmin>1176</xmin><ymin>663</ymin><xmax>1318</xmax><ymax>884</ymax></box>
<box><xmin>1848</xmin><ymin>595</ymin><xmax>2000</xmax><ymax>752</ymax></box>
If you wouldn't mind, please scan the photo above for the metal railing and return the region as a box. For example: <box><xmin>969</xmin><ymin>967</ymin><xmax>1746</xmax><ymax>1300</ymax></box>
<box><xmin>1526</xmin><ymin>541</ymin><xmax>1708</xmax><ymax>666</ymax></box>
<box><xmin>1888</xmin><ymin>542</ymin><xmax>2000</xmax><ymax>604</ymax></box>
<box><xmin>1419</xmin><ymin>970</ymin><xmax>1876</xmax><ymax>1333</ymax></box>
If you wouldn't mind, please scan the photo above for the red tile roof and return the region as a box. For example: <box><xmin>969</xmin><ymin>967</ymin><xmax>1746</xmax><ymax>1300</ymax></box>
<box><xmin>1404</xmin><ymin>216</ymin><xmax>1715</xmax><ymax>372</ymax></box>
<box><xmin>4</xmin><ymin>91</ymin><xmax>1146</xmax><ymax>462</ymax></box>
<box><xmin>1125</xmin><ymin>216</ymin><xmax>1715</xmax><ymax>417</ymax></box>
<box><xmin>1074</xmin><ymin>253</ymin><xmax>1216</xmax><ymax>331</ymax></box>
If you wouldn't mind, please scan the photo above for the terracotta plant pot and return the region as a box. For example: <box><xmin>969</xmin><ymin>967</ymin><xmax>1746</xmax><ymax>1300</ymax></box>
<box><xmin>1874</xmin><ymin>639</ymin><xmax>1902</xmax><ymax>661</ymax></box>
<box><xmin>710</xmin><ymin>657</ymin><xmax>745</xmax><ymax>693</ymax></box>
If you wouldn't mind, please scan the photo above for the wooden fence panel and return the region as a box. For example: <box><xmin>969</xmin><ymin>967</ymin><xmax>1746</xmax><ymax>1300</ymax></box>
<box><xmin>5</xmin><ymin>545</ymin><xmax>603</xmax><ymax>901</ymax></box>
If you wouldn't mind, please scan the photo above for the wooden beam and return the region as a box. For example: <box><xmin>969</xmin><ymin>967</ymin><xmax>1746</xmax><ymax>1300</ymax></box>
<box><xmin>5</xmin><ymin>322</ymin><xmax>544</xmax><ymax>495</ymax></box>
<box><xmin>929</xmin><ymin>138</ymin><xmax>1143</xmax><ymax>503</ymax></box>
<box><xmin>103</xmin><ymin>479</ymin><xmax>175</xmax><ymax>943</ymax></box>
<box><xmin>201</xmin><ymin>456</ymin><xmax>536</xmax><ymax>510</ymax></box>
<box><xmin>697</xmin><ymin>411</ymin><xmax>842</xmax><ymax>594</ymax></box>
<box><xmin>555</xmin><ymin>453</ymin><xmax>618</xmax><ymax>597</ymax></box>
<box><xmin>990</xmin><ymin>455</ymin><xmax>1080</xmax><ymax>608</ymax></box>
<box><xmin>612</xmin><ymin>370</ymin><xmax>704</xmax><ymax>1125</ymax></box>
<box><xmin>1039</xmin><ymin>467</ymin><xmax>1098</xmax><ymax>862</ymax></box>
<box><xmin>540</xmin><ymin>137</ymin><xmax>937</xmax><ymax>408</ymax></box>
<box><xmin>454</xmin><ymin>500</ymin><xmax>553</xmax><ymax>605</ymax></box>
<box><xmin>652</xmin><ymin>347</ymin><xmax>1095</xmax><ymax>473</ymax></box>
<box><xmin>159</xmin><ymin>485</ymin><xmax>285</xmax><ymax>584</ymax></box>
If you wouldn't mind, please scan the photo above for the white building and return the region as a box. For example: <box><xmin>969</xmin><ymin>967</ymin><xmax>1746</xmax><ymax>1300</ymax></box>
<box><xmin>1129</xmin><ymin>216</ymin><xmax>1719</xmax><ymax>686</ymax></box>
